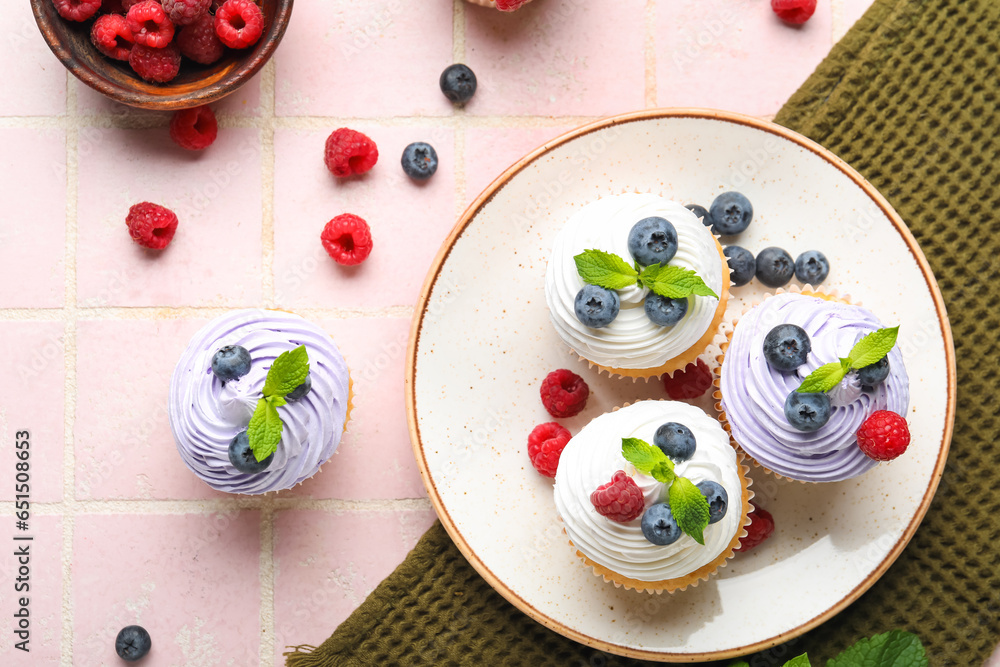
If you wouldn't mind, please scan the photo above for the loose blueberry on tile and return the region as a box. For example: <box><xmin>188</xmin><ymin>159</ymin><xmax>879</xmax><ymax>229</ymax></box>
<box><xmin>115</xmin><ymin>625</ymin><xmax>151</xmax><ymax>662</ymax></box>
<box><xmin>228</xmin><ymin>430</ymin><xmax>274</xmax><ymax>474</ymax></box>
<box><xmin>794</xmin><ymin>250</ymin><xmax>830</xmax><ymax>285</ymax></box>
<box><xmin>857</xmin><ymin>356</ymin><xmax>890</xmax><ymax>389</ymax></box>
<box><xmin>286</xmin><ymin>373</ymin><xmax>312</xmax><ymax>402</ymax></box>
<box><xmin>574</xmin><ymin>284</ymin><xmax>620</xmax><ymax>328</ymax></box>
<box><xmin>401</xmin><ymin>142</ymin><xmax>438</xmax><ymax>181</ymax></box>
<box><xmin>641</xmin><ymin>503</ymin><xmax>683</xmax><ymax>545</ymax></box>
<box><xmin>755</xmin><ymin>247</ymin><xmax>795</xmax><ymax>288</ymax></box>
<box><xmin>627</xmin><ymin>216</ymin><xmax>678</xmax><ymax>266</ymax></box>
<box><xmin>440</xmin><ymin>63</ymin><xmax>477</xmax><ymax>104</ymax></box>
<box><xmin>784</xmin><ymin>391</ymin><xmax>832</xmax><ymax>432</ymax></box>
<box><xmin>696</xmin><ymin>480</ymin><xmax>729</xmax><ymax>524</ymax></box>
<box><xmin>644</xmin><ymin>293</ymin><xmax>688</xmax><ymax>327</ymax></box>
<box><xmin>211</xmin><ymin>345</ymin><xmax>251</xmax><ymax>382</ymax></box>
<box><xmin>653</xmin><ymin>422</ymin><xmax>697</xmax><ymax>463</ymax></box>
<box><xmin>685</xmin><ymin>204</ymin><xmax>711</xmax><ymax>227</ymax></box>
<box><xmin>723</xmin><ymin>245</ymin><xmax>756</xmax><ymax>287</ymax></box>
<box><xmin>708</xmin><ymin>191</ymin><xmax>753</xmax><ymax>235</ymax></box>
<box><xmin>763</xmin><ymin>324</ymin><xmax>811</xmax><ymax>371</ymax></box>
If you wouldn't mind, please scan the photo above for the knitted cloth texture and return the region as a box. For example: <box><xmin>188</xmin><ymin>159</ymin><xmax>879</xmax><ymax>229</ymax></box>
<box><xmin>286</xmin><ymin>0</ymin><xmax>1000</xmax><ymax>664</ymax></box>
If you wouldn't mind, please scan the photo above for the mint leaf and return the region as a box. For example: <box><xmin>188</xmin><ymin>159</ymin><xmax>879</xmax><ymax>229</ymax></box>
<box><xmin>797</xmin><ymin>359</ymin><xmax>850</xmax><ymax>394</ymax></box>
<box><xmin>828</xmin><ymin>630</ymin><xmax>927</xmax><ymax>667</ymax></box>
<box><xmin>783</xmin><ymin>655</ymin><xmax>811</xmax><ymax>667</ymax></box>
<box><xmin>262</xmin><ymin>345</ymin><xmax>310</xmax><ymax>398</ymax></box>
<box><xmin>848</xmin><ymin>326</ymin><xmax>900</xmax><ymax>369</ymax></box>
<box><xmin>574</xmin><ymin>250</ymin><xmax>639</xmax><ymax>290</ymax></box>
<box><xmin>639</xmin><ymin>264</ymin><xmax>719</xmax><ymax>300</ymax></box>
<box><xmin>668</xmin><ymin>477</ymin><xmax>710</xmax><ymax>545</ymax></box>
<box><xmin>622</xmin><ymin>438</ymin><xmax>669</xmax><ymax>474</ymax></box>
<box><xmin>649</xmin><ymin>461</ymin><xmax>676</xmax><ymax>485</ymax></box>
<box><xmin>247</xmin><ymin>397</ymin><xmax>283</xmax><ymax>462</ymax></box>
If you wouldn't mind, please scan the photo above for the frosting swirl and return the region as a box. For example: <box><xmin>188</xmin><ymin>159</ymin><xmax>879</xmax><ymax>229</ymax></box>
<box><xmin>544</xmin><ymin>193</ymin><xmax>723</xmax><ymax>370</ymax></box>
<box><xmin>553</xmin><ymin>401</ymin><xmax>743</xmax><ymax>582</ymax></box>
<box><xmin>169</xmin><ymin>310</ymin><xmax>350</xmax><ymax>494</ymax></box>
<box><xmin>720</xmin><ymin>293</ymin><xmax>909</xmax><ymax>482</ymax></box>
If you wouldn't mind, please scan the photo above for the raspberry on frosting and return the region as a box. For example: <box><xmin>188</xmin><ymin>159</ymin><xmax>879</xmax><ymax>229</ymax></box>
<box><xmin>590</xmin><ymin>470</ymin><xmax>644</xmax><ymax>523</ymax></box>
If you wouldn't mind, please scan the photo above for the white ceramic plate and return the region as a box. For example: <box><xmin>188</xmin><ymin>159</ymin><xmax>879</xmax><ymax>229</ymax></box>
<box><xmin>406</xmin><ymin>110</ymin><xmax>955</xmax><ymax>662</ymax></box>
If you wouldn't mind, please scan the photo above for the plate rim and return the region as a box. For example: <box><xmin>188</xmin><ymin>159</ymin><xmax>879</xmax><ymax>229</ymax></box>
<box><xmin>405</xmin><ymin>108</ymin><xmax>957</xmax><ymax>662</ymax></box>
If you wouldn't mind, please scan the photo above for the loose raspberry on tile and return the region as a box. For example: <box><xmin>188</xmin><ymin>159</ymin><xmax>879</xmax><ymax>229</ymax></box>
<box><xmin>127</xmin><ymin>1</ymin><xmax>176</xmax><ymax>49</ymax></box>
<box><xmin>321</xmin><ymin>214</ymin><xmax>374</xmax><ymax>266</ymax></box>
<box><xmin>169</xmin><ymin>105</ymin><xmax>218</xmax><ymax>150</ymax></box>
<box><xmin>590</xmin><ymin>470</ymin><xmax>645</xmax><ymax>522</ymax></box>
<box><xmin>736</xmin><ymin>503</ymin><xmax>774</xmax><ymax>552</ymax></box>
<box><xmin>662</xmin><ymin>359</ymin><xmax>714</xmax><ymax>400</ymax></box>
<box><xmin>856</xmin><ymin>410</ymin><xmax>910</xmax><ymax>461</ymax></box>
<box><xmin>175</xmin><ymin>12</ymin><xmax>226</xmax><ymax>64</ymax></box>
<box><xmin>52</xmin><ymin>0</ymin><xmax>102</xmax><ymax>22</ymax></box>
<box><xmin>214</xmin><ymin>0</ymin><xmax>264</xmax><ymax>49</ymax></box>
<box><xmin>539</xmin><ymin>369</ymin><xmax>589</xmax><ymax>418</ymax></box>
<box><xmin>126</xmin><ymin>202</ymin><xmax>178</xmax><ymax>250</ymax></box>
<box><xmin>771</xmin><ymin>0</ymin><xmax>817</xmax><ymax>25</ymax></box>
<box><xmin>324</xmin><ymin>128</ymin><xmax>379</xmax><ymax>178</ymax></box>
<box><xmin>129</xmin><ymin>43</ymin><xmax>182</xmax><ymax>82</ymax></box>
<box><xmin>527</xmin><ymin>422</ymin><xmax>571</xmax><ymax>478</ymax></box>
<box><xmin>495</xmin><ymin>0</ymin><xmax>530</xmax><ymax>11</ymax></box>
<box><xmin>91</xmin><ymin>14</ymin><xmax>134</xmax><ymax>61</ymax></box>
<box><xmin>162</xmin><ymin>0</ymin><xmax>210</xmax><ymax>26</ymax></box>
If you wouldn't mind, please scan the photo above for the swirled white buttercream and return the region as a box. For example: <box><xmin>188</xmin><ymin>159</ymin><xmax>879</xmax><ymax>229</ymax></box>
<box><xmin>553</xmin><ymin>401</ymin><xmax>743</xmax><ymax>582</ymax></box>
<box><xmin>544</xmin><ymin>194</ymin><xmax>723</xmax><ymax>370</ymax></box>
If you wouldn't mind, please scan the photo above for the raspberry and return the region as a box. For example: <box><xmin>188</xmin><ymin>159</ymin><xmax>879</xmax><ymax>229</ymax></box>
<box><xmin>736</xmin><ymin>503</ymin><xmax>775</xmax><ymax>552</ymax></box>
<box><xmin>539</xmin><ymin>369</ymin><xmax>589</xmax><ymax>418</ymax></box>
<box><xmin>590</xmin><ymin>471</ymin><xmax>645</xmax><ymax>523</ymax></box>
<box><xmin>527</xmin><ymin>422</ymin><xmax>571</xmax><ymax>478</ymax></box>
<box><xmin>127</xmin><ymin>1</ymin><xmax>176</xmax><ymax>49</ymax></box>
<box><xmin>120</xmin><ymin>0</ymin><xmax>147</xmax><ymax>9</ymax></box>
<box><xmin>856</xmin><ymin>410</ymin><xmax>911</xmax><ymax>461</ymax></box>
<box><xmin>162</xmin><ymin>0</ymin><xmax>210</xmax><ymax>26</ymax></box>
<box><xmin>662</xmin><ymin>359</ymin><xmax>714</xmax><ymax>400</ymax></box>
<box><xmin>52</xmin><ymin>0</ymin><xmax>102</xmax><ymax>22</ymax></box>
<box><xmin>495</xmin><ymin>0</ymin><xmax>530</xmax><ymax>10</ymax></box>
<box><xmin>324</xmin><ymin>128</ymin><xmax>379</xmax><ymax>178</ymax></box>
<box><xmin>321</xmin><ymin>214</ymin><xmax>373</xmax><ymax>266</ymax></box>
<box><xmin>129</xmin><ymin>43</ymin><xmax>181</xmax><ymax>83</ymax></box>
<box><xmin>91</xmin><ymin>14</ymin><xmax>134</xmax><ymax>61</ymax></box>
<box><xmin>126</xmin><ymin>202</ymin><xmax>178</xmax><ymax>249</ymax></box>
<box><xmin>169</xmin><ymin>105</ymin><xmax>217</xmax><ymax>150</ymax></box>
<box><xmin>771</xmin><ymin>0</ymin><xmax>817</xmax><ymax>24</ymax></box>
<box><xmin>102</xmin><ymin>0</ymin><xmax>125</xmax><ymax>13</ymax></box>
<box><xmin>175</xmin><ymin>12</ymin><xmax>226</xmax><ymax>64</ymax></box>
<box><xmin>214</xmin><ymin>0</ymin><xmax>264</xmax><ymax>50</ymax></box>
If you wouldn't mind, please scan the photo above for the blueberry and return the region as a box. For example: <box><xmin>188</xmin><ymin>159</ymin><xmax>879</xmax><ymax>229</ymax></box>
<box><xmin>401</xmin><ymin>142</ymin><xmax>438</xmax><ymax>181</ymax></box>
<box><xmin>755</xmin><ymin>247</ymin><xmax>795</xmax><ymax>288</ymax></box>
<box><xmin>211</xmin><ymin>345</ymin><xmax>251</xmax><ymax>382</ymax></box>
<box><xmin>784</xmin><ymin>391</ymin><xmax>832</xmax><ymax>432</ymax></box>
<box><xmin>857</xmin><ymin>356</ymin><xmax>890</xmax><ymax>389</ymax></box>
<box><xmin>723</xmin><ymin>245</ymin><xmax>755</xmax><ymax>287</ymax></box>
<box><xmin>228</xmin><ymin>430</ymin><xmax>273</xmax><ymax>474</ymax></box>
<box><xmin>686</xmin><ymin>204</ymin><xmax>711</xmax><ymax>227</ymax></box>
<box><xmin>696</xmin><ymin>480</ymin><xmax>728</xmax><ymax>524</ymax></box>
<box><xmin>644</xmin><ymin>293</ymin><xmax>688</xmax><ymax>327</ymax></box>
<box><xmin>708</xmin><ymin>191</ymin><xmax>753</xmax><ymax>235</ymax></box>
<box><xmin>641</xmin><ymin>503</ymin><xmax>683</xmax><ymax>546</ymax></box>
<box><xmin>115</xmin><ymin>625</ymin><xmax>151</xmax><ymax>662</ymax></box>
<box><xmin>653</xmin><ymin>422</ymin><xmax>696</xmax><ymax>462</ymax></box>
<box><xmin>763</xmin><ymin>324</ymin><xmax>812</xmax><ymax>371</ymax></box>
<box><xmin>439</xmin><ymin>63</ymin><xmax>477</xmax><ymax>104</ymax></box>
<box><xmin>286</xmin><ymin>373</ymin><xmax>312</xmax><ymax>402</ymax></box>
<box><xmin>627</xmin><ymin>216</ymin><xmax>678</xmax><ymax>266</ymax></box>
<box><xmin>574</xmin><ymin>284</ymin><xmax>620</xmax><ymax>328</ymax></box>
<box><xmin>794</xmin><ymin>250</ymin><xmax>830</xmax><ymax>285</ymax></box>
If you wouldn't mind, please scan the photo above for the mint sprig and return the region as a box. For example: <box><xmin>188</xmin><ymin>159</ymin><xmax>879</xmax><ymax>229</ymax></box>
<box><xmin>573</xmin><ymin>249</ymin><xmax>718</xmax><ymax>301</ymax></box>
<box><xmin>796</xmin><ymin>326</ymin><xmax>899</xmax><ymax>394</ymax></box>
<box><xmin>728</xmin><ymin>630</ymin><xmax>927</xmax><ymax>667</ymax></box>
<box><xmin>639</xmin><ymin>264</ymin><xmax>719</xmax><ymax>300</ymax></box>
<box><xmin>573</xmin><ymin>249</ymin><xmax>638</xmax><ymax>290</ymax></box>
<box><xmin>246</xmin><ymin>345</ymin><xmax>310</xmax><ymax>462</ymax></box>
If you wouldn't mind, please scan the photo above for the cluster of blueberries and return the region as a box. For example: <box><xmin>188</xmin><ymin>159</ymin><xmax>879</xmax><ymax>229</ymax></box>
<box><xmin>763</xmin><ymin>324</ymin><xmax>892</xmax><ymax>432</ymax></box>
<box><xmin>640</xmin><ymin>423</ymin><xmax>729</xmax><ymax>546</ymax></box>
<box><xmin>210</xmin><ymin>345</ymin><xmax>313</xmax><ymax>474</ymax></box>
<box><xmin>690</xmin><ymin>192</ymin><xmax>831</xmax><ymax>289</ymax></box>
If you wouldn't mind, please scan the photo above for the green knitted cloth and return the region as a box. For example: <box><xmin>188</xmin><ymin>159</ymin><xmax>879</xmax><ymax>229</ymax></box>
<box><xmin>286</xmin><ymin>0</ymin><xmax>1000</xmax><ymax>664</ymax></box>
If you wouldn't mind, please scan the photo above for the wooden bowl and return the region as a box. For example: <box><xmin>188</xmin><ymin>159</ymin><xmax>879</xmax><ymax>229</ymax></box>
<box><xmin>30</xmin><ymin>0</ymin><xmax>293</xmax><ymax>110</ymax></box>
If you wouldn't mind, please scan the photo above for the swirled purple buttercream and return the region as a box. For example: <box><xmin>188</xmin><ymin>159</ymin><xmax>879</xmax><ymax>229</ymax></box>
<box><xmin>720</xmin><ymin>294</ymin><xmax>909</xmax><ymax>482</ymax></box>
<box><xmin>169</xmin><ymin>310</ymin><xmax>350</xmax><ymax>494</ymax></box>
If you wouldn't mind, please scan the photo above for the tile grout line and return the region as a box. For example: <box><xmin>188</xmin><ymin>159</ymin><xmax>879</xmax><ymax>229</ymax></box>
<box><xmin>0</xmin><ymin>305</ymin><xmax>415</xmax><ymax>321</ymax></box>
<box><xmin>831</xmin><ymin>0</ymin><xmax>846</xmax><ymax>43</ymax></box>
<box><xmin>259</xmin><ymin>506</ymin><xmax>276</xmax><ymax>666</ymax></box>
<box><xmin>644</xmin><ymin>0</ymin><xmax>657</xmax><ymax>108</ymax></box>
<box><xmin>1</xmin><ymin>497</ymin><xmax>434</xmax><ymax>515</ymax></box>
<box><xmin>453</xmin><ymin>0</ymin><xmax>468</xmax><ymax>215</ymax></box>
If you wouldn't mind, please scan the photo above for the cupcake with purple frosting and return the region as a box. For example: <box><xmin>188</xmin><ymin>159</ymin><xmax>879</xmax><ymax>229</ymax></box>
<box><xmin>169</xmin><ymin>309</ymin><xmax>351</xmax><ymax>494</ymax></box>
<box><xmin>716</xmin><ymin>291</ymin><xmax>909</xmax><ymax>483</ymax></box>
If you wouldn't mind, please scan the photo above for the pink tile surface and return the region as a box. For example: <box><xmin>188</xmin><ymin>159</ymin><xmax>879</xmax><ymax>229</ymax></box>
<box><xmin>73</xmin><ymin>512</ymin><xmax>261</xmax><ymax>666</ymax></box>
<box><xmin>76</xmin><ymin>127</ymin><xmax>263</xmax><ymax>307</ymax></box>
<box><xmin>843</xmin><ymin>0</ymin><xmax>876</xmax><ymax>32</ymax></box>
<box><xmin>465</xmin><ymin>0</ymin><xmax>647</xmax><ymax>117</ymax></box>
<box><xmin>464</xmin><ymin>125</ymin><xmax>576</xmax><ymax>204</ymax></box>
<box><xmin>272</xmin><ymin>508</ymin><xmax>437</xmax><ymax>661</ymax></box>
<box><xmin>0</xmin><ymin>128</ymin><xmax>66</xmax><ymax>308</ymax></box>
<box><xmin>2</xmin><ymin>3</ymin><xmax>66</xmax><ymax>116</ymax></box>
<box><xmin>273</xmin><ymin>126</ymin><xmax>456</xmax><ymax>309</ymax></box>
<box><xmin>0</xmin><ymin>322</ymin><xmax>64</xmax><ymax>503</ymax></box>
<box><xmin>657</xmin><ymin>0</ymin><xmax>834</xmax><ymax>116</ymax></box>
